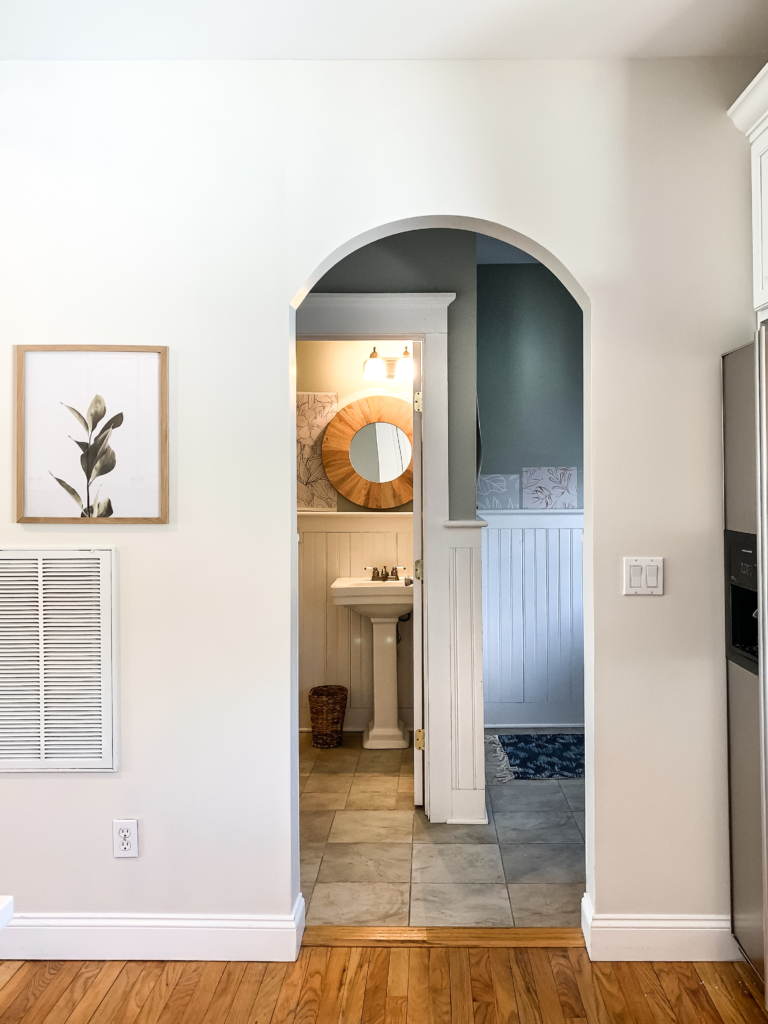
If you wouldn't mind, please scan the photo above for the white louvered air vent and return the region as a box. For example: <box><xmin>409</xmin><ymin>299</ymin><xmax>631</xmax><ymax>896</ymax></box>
<box><xmin>0</xmin><ymin>550</ymin><xmax>114</xmax><ymax>771</ymax></box>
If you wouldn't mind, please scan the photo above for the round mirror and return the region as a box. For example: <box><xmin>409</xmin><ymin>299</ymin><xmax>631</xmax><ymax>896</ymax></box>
<box><xmin>349</xmin><ymin>422</ymin><xmax>412</xmax><ymax>483</ymax></box>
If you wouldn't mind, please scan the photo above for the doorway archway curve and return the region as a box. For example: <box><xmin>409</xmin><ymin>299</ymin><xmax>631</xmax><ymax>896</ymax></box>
<box><xmin>290</xmin><ymin>214</ymin><xmax>593</xmax><ymax>938</ymax></box>
<box><xmin>290</xmin><ymin>214</ymin><xmax>590</xmax><ymax>317</ymax></box>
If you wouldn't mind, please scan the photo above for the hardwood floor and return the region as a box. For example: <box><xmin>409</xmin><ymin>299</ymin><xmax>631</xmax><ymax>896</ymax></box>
<box><xmin>0</xmin><ymin>949</ymin><xmax>765</xmax><ymax>1024</ymax></box>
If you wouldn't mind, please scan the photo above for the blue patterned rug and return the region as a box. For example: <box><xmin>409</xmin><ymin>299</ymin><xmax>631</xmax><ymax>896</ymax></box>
<box><xmin>487</xmin><ymin>733</ymin><xmax>585</xmax><ymax>780</ymax></box>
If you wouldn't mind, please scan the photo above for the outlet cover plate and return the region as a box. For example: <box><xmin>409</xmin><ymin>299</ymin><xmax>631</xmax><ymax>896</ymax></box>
<box><xmin>113</xmin><ymin>819</ymin><xmax>139</xmax><ymax>858</ymax></box>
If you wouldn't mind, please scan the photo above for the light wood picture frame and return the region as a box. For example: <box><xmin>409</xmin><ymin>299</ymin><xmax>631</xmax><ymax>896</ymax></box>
<box><xmin>16</xmin><ymin>345</ymin><xmax>169</xmax><ymax>524</ymax></box>
<box><xmin>322</xmin><ymin>395</ymin><xmax>413</xmax><ymax>509</ymax></box>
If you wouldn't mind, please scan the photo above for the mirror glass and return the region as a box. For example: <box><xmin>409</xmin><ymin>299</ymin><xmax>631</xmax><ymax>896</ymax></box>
<box><xmin>349</xmin><ymin>422</ymin><xmax>412</xmax><ymax>483</ymax></box>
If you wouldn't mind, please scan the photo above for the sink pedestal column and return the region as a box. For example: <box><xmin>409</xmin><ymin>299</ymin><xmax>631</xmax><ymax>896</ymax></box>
<box><xmin>364</xmin><ymin>615</ymin><xmax>410</xmax><ymax>749</ymax></box>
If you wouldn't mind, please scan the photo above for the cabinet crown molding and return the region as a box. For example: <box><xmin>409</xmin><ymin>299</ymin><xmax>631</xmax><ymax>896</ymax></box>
<box><xmin>729</xmin><ymin>62</ymin><xmax>768</xmax><ymax>140</ymax></box>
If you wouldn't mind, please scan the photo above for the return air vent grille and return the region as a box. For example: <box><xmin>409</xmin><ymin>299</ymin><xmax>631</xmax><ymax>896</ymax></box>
<box><xmin>0</xmin><ymin>550</ymin><xmax>114</xmax><ymax>771</ymax></box>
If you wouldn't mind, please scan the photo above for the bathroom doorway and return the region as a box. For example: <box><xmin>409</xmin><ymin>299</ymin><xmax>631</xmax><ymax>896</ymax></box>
<box><xmin>293</xmin><ymin>225</ymin><xmax>588</xmax><ymax>928</ymax></box>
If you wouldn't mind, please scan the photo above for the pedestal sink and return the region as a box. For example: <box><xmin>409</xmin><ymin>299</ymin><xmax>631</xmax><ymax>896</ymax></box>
<box><xmin>330</xmin><ymin>577</ymin><xmax>413</xmax><ymax>748</ymax></box>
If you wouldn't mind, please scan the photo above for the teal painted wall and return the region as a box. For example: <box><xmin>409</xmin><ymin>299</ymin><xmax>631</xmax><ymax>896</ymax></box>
<box><xmin>313</xmin><ymin>228</ymin><xmax>477</xmax><ymax>520</ymax></box>
<box><xmin>477</xmin><ymin>264</ymin><xmax>583</xmax><ymax>507</ymax></box>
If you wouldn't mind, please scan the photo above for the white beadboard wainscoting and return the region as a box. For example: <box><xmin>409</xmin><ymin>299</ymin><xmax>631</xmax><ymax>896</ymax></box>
<box><xmin>298</xmin><ymin>512</ymin><xmax>414</xmax><ymax>732</ymax></box>
<box><xmin>479</xmin><ymin>510</ymin><xmax>584</xmax><ymax>727</ymax></box>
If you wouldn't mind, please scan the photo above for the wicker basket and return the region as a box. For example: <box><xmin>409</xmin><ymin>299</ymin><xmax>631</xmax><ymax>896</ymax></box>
<box><xmin>308</xmin><ymin>685</ymin><xmax>348</xmax><ymax>748</ymax></box>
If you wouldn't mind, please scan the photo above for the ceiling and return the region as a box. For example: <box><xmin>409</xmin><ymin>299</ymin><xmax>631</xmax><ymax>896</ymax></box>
<box><xmin>0</xmin><ymin>0</ymin><xmax>767</xmax><ymax>60</ymax></box>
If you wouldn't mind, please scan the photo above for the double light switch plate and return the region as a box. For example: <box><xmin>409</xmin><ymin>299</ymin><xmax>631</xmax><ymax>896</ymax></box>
<box><xmin>623</xmin><ymin>557</ymin><xmax>664</xmax><ymax>595</ymax></box>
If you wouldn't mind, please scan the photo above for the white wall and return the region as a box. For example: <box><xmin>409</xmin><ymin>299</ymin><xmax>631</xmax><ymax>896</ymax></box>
<box><xmin>0</xmin><ymin>56</ymin><xmax>760</xmax><ymax>953</ymax></box>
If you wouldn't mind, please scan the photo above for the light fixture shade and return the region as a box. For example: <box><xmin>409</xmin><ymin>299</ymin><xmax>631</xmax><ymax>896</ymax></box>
<box><xmin>363</xmin><ymin>347</ymin><xmax>386</xmax><ymax>381</ymax></box>
<box><xmin>394</xmin><ymin>346</ymin><xmax>414</xmax><ymax>382</ymax></box>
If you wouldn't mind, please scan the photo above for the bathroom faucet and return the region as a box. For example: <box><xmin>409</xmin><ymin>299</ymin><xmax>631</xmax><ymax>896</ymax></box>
<box><xmin>364</xmin><ymin>566</ymin><xmax>381</xmax><ymax>581</ymax></box>
<box><xmin>390</xmin><ymin>567</ymin><xmax>407</xmax><ymax>581</ymax></box>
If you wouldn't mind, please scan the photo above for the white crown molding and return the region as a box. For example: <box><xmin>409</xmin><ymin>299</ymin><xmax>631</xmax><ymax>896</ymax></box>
<box><xmin>729</xmin><ymin>62</ymin><xmax>768</xmax><ymax>140</ymax></box>
<box><xmin>581</xmin><ymin>893</ymin><xmax>740</xmax><ymax>961</ymax></box>
<box><xmin>297</xmin><ymin>293</ymin><xmax>456</xmax><ymax>337</ymax></box>
<box><xmin>0</xmin><ymin>895</ymin><xmax>305</xmax><ymax>961</ymax></box>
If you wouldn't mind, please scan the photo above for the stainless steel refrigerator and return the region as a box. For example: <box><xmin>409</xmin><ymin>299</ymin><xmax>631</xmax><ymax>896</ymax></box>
<box><xmin>723</xmin><ymin>338</ymin><xmax>765</xmax><ymax>980</ymax></box>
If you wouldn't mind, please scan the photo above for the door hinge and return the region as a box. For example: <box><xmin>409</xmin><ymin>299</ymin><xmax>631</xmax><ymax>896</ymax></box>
<box><xmin>413</xmin><ymin>391</ymin><xmax>423</xmax><ymax>413</ymax></box>
<box><xmin>414</xmin><ymin>729</ymin><xmax>425</xmax><ymax>751</ymax></box>
<box><xmin>414</xmin><ymin>559</ymin><xmax>423</xmax><ymax>580</ymax></box>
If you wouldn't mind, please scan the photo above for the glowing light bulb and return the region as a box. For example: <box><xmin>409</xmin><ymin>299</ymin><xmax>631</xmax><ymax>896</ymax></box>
<box><xmin>395</xmin><ymin>346</ymin><xmax>414</xmax><ymax>382</ymax></box>
<box><xmin>363</xmin><ymin>347</ymin><xmax>386</xmax><ymax>381</ymax></box>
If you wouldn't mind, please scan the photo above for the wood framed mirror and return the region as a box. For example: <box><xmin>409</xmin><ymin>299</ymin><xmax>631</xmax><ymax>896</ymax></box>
<box><xmin>322</xmin><ymin>396</ymin><xmax>413</xmax><ymax>509</ymax></box>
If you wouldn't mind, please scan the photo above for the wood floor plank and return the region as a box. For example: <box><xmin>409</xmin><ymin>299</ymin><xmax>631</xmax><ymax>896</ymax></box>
<box><xmin>266</xmin><ymin>950</ymin><xmax>308</xmax><ymax>1024</ymax></box>
<box><xmin>509</xmin><ymin>950</ymin><xmax>542</xmax><ymax>1024</ymax></box>
<box><xmin>528</xmin><ymin>948</ymin><xmax>565</xmax><ymax>1024</ymax></box>
<box><xmin>177</xmin><ymin>963</ymin><xmax>227</xmax><ymax>1024</ymax></box>
<box><xmin>111</xmin><ymin>963</ymin><xmax>166</xmax><ymax>1024</ymax></box>
<box><xmin>362</xmin><ymin>949</ymin><xmax>390</xmax><ymax>1024</ymax></box>
<box><xmin>468</xmin><ymin>949</ymin><xmax>497</xmax><ymax>1024</ymax></box>
<box><xmin>653</xmin><ymin>963</ymin><xmax>701</xmax><ymax>1024</ymax></box>
<box><xmin>295</xmin><ymin>947</ymin><xmax>329</xmax><ymax>1024</ymax></box>
<box><xmin>1</xmin><ymin>965</ymin><xmax>68</xmax><ymax>1024</ymax></box>
<box><xmin>199</xmin><ymin>963</ymin><xmax>248</xmax><ymax>1024</ymax></box>
<box><xmin>671</xmin><ymin>964</ymin><xmax>724</xmax><ymax>1024</ymax></box>
<box><xmin>548</xmin><ymin>950</ymin><xmax>585</xmax><ymax>1021</ymax></box>
<box><xmin>733</xmin><ymin>965</ymin><xmax>764</xmax><ymax>1013</ymax></box>
<box><xmin>427</xmin><ymin>949</ymin><xmax>451</xmax><ymax>1024</ymax></box>
<box><xmin>0</xmin><ymin>968</ymin><xmax>26</xmax><ymax>1000</ymax></box>
<box><xmin>249</xmin><ymin>964</ymin><xmax>288</xmax><ymax>1024</ymax></box>
<box><xmin>613</xmin><ymin>964</ymin><xmax>656</xmax><ymax>1024</ymax></box>
<box><xmin>340</xmin><ymin>950</ymin><xmax>371</xmax><ymax>1024</ymax></box>
<box><xmin>133</xmin><ymin>964</ymin><xmax>186</xmax><ymax>1024</ymax></box>
<box><xmin>154</xmin><ymin>965</ymin><xmax>205</xmax><ymax>1024</ymax></box>
<box><xmin>625</xmin><ymin>964</ymin><xmax>676</xmax><ymax>1024</ymax></box>
<box><xmin>223</xmin><ymin>964</ymin><xmax>266</xmax><ymax>1024</ymax></box>
<box><xmin>448</xmin><ymin>948</ymin><xmax>472</xmax><ymax>1024</ymax></box>
<box><xmin>64</xmin><ymin>963</ymin><xmax>128</xmax><ymax>1024</ymax></box>
<box><xmin>591</xmin><ymin>963</ymin><xmax>635</xmax><ymax>1024</ymax></box>
<box><xmin>694</xmin><ymin>964</ymin><xmax>755</xmax><ymax>1024</ymax></box>
<box><xmin>38</xmin><ymin>962</ymin><xmax>104</xmax><ymax>1024</ymax></box>
<box><xmin>384</xmin><ymin>949</ymin><xmax>408</xmax><ymax>1024</ymax></box>
<box><xmin>568</xmin><ymin>950</ymin><xmax>611</xmax><ymax>1024</ymax></box>
<box><xmin>84</xmin><ymin>963</ymin><xmax>148</xmax><ymax>1024</ymax></box>
<box><xmin>18</xmin><ymin>964</ymin><xmax>84</xmax><ymax>1024</ymax></box>
<box><xmin>487</xmin><ymin>949</ymin><xmax>519</xmax><ymax>1024</ymax></box>
<box><xmin>708</xmin><ymin>965</ymin><xmax>768</xmax><ymax>1024</ymax></box>
<box><xmin>405</xmin><ymin>951</ymin><xmax>428</xmax><ymax>1024</ymax></box>
<box><xmin>317</xmin><ymin>949</ymin><xmax>351</xmax><ymax>1024</ymax></box>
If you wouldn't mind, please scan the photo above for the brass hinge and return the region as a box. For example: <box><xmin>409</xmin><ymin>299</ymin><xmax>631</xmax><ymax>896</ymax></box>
<box><xmin>413</xmin><ymin>391</ymin><xmax>423</xmax><ymax>413</ymax></box>
<box><xmin>414</xmin><ymin>559</ymin><xmax>423</xmax><ymax>580</ymax></box>
<box><xmin>414</xmin><ymin>729</ymin><xmax>425</xmax><ymax>751</ymax></box>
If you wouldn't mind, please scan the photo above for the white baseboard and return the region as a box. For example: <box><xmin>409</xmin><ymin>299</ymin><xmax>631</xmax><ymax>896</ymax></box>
<box><xmin>582</xmin><ymin>893</ymin><xmax>741</xmax><ymax>961</ymax></box>
<box><xmin>0</xmin><ymin>894</ymin><xmax>305</xmax><ymax>961</ymax></box>
<box><xmin>0</xmin><ymin>896</ymin><xmax>12</xmax><ymax>931</ymax></box>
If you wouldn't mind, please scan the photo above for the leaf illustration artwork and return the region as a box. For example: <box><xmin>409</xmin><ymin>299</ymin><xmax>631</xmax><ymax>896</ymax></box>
<box><xmin>297</xmin><ymin>393</ymin><xmax>338</xmax><ymax>510</ymax></box>
<box><xmin>50</xmin><ymin>395</ymin><xmax>124</xmax><ymax>517</ymax></box>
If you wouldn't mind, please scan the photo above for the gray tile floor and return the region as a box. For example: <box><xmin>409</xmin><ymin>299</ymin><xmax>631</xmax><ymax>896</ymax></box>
<box><xmin>300</xmin><ymin>729</ymin><xmax>585</xmax><ymax>927</ymax></box>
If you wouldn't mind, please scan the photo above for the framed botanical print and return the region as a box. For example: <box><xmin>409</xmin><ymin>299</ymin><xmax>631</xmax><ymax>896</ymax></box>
<box><xmin>16</xmin><ymin>345</ymin><xmax>169</xmax><ymax>524</ymax></box>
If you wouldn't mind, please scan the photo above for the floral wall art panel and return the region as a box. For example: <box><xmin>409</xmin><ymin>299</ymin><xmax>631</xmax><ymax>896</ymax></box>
<box><xmin>297</xmin><ymin>392</ymin><xmax>338</xmax><ymax>510</ymax></box>
<box><xmin>522</xmin><ymin>467</ymin><xmax>578</xmax><ymax>509</ymax></box>
<box><xmin>18</xmin><ymin>346</ymin><xmax>169</xmax><ymax>523</ymax></box>
<box><xmin>476</xmin><ymin>473</ymin><xmax>520</xmax><ymax>510</ymax></box>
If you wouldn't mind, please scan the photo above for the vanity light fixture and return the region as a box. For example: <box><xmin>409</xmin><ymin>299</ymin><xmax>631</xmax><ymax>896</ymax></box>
<box><xmin>363</xmin><ymin>347</ymin><xmax>386</xmax><ymax>381</ymax></box>
<box><xmin>395</xmin><ymin>346</ymin><xmax>413</xmax><ymax>382</ymax></box>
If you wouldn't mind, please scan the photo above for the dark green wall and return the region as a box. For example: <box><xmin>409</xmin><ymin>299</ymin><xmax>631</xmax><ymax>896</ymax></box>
<box><xmin>477</xmin><ymin>264</ymin><xmax>583</xmax><ymax>507</ymax></box>
<box><xmin>313</xmin><ymin>229</ymin><xmax>477</xmax><ymax>520</ymax></box>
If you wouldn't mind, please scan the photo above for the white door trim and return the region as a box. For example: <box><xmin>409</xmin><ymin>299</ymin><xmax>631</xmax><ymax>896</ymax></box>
<box><xmin>297</xmin><ymin>292</ymin><xmax>486</xmax><ymax>823</ymax></box>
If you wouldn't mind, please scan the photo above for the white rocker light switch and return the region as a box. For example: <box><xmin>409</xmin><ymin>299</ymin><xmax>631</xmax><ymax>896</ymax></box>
<box><xmin>623</xmin><ymin>557</ymin><xmax>664</xmax><ymax>596</ymax></box>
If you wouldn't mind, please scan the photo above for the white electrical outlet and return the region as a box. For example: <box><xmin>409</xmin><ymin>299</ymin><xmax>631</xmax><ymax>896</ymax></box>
<box><xmin>113</xmin><ymin>819</ymin><xmax>139</xmax><ymax>858</ymax></box>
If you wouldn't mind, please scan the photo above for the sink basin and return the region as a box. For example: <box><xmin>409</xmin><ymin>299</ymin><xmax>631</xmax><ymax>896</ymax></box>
<box><xmin>330</xmin><ymin>577</ymin><xmax>413</xmax><ymax>619</ymax></box>
<box><xmin>330</xmin><ymin>577</ymin><xmax>413</xmax><ymax>749</ymax></box>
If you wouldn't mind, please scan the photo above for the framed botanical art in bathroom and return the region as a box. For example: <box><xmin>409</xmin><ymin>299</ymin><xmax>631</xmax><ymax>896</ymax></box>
<box><xmin>16</xmin><ymin>345</ymin><xmax>169</xmax><ymax>524</ymax></box>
